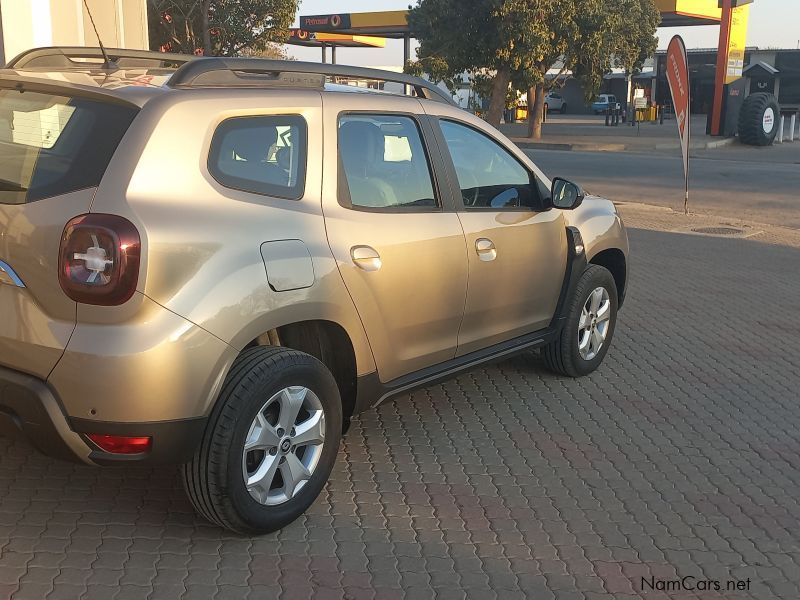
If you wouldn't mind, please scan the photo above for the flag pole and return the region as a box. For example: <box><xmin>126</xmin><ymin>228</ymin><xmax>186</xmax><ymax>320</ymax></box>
<box><xmin>685</xmin><ymin>78</ymin><xmax>690</xmax><ymax>216</ymax></box>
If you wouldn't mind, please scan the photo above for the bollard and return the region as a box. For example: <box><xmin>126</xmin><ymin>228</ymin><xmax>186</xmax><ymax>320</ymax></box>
<box><xmin>543</xmin><ymin>103</ymin><xmax>548</xmax><ymax>124</ymax></box>
<box><xmin>659</xmin><ymin>105</ymin><xmax>665</xmax><ymax>125</ymax></box>
<box><xmin>605</xmin><ymin>109</ymin><xmax>611</xmax><ymax>127</ymax></box>
<box><xmin>791</xmin><ymin>114</ymin><xmax>797</xmax><ymax>142</ymax></box>
<box><xmin>777</xmin><ymin>115</ymin><xmax>785</xmax><ymax>144</ymax></box>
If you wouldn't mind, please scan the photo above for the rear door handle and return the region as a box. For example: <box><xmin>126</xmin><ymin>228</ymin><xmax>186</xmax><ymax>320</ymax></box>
<box><xmin>351</xmin><ymin>245</ymin><xmax>382</xmax><ymax>271</ymax></box>
<box><xmin>475</xmin><ymin>238</ymin><xmax>497</xmax><ymax>262</ymax></box>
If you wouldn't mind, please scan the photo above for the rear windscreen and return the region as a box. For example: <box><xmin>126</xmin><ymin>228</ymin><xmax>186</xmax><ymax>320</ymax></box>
<box><xmin>0</xmin><ymin>89</ymin><xmax>138</xmax><ymax>204</ymax></box>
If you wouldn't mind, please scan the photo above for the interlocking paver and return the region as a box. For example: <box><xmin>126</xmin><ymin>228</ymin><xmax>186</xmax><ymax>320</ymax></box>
<box><xmin>2</xmin><ymin>224</ymin><xmax>800</xmax><ymax>599</ymax></box>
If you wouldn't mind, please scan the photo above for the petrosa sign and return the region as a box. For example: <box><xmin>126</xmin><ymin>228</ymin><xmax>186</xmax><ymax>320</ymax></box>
<box><xmin>666</xmin><ymin>35</ymin><xmax>690</xmax><ymax>210</ymax></box>
<box><xmin>301</xmin><ymin>14</ymin><xmax>351</xmax><ymax>30</ymax></box>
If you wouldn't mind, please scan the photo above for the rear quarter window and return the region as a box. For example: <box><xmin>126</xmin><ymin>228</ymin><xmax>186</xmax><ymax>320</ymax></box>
<box><xmin>208</xmin><ymin>115</ymin><xmax>307</xmax><ymax>200</ymax></box>
<box><xmin>0</xmin><ymin>89</ymin><xmax>138</xmax><ymax>204</ymax></box>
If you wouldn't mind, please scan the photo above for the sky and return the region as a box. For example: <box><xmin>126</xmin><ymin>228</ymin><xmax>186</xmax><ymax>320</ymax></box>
<box><xmin>286</xmin><ymin>0</ymin><xmax>800</xmax><ymax>67</ymax></box>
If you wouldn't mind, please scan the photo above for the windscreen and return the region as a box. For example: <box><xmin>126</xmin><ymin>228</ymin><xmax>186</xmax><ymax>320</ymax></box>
<box><xmin>0</xmin><ymin>88</ymin><xmax>138</xmax><ymax>204</ymax></box>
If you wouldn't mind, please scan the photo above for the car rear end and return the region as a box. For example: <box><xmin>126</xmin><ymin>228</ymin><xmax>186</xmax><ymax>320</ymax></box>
<box><xmin>0</xmin><ymin>73</ymin><xmax>231</xmax><ymax>464</ymax></box>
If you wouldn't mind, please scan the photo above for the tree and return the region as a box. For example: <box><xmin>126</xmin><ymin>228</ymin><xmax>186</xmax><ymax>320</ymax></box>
<box><xmin>506</xmin><ymin>0</ymin><xmax>578</xmax><ymax>139</ymax></box>
<box><xmin>513</xmin><ymin>0</ymin><xmax>660</xmax><ymax>139</ymax></box>
<box><xmin>407</xmin><ymin>0</ymin><xmax>522</xmax><ymax>125</ymax></box>
<box><xmin>612</xmin><ymin>0</ymin><xmax>661</xmax><ymax>118</ymax></box>
<box><xmin>408</xmin><ymin>0</ymin><xmax>661</xmax><ymax>136</ymax></box>
<box><xmin>147</xmin><ymin>0</ymin><xmax>297</xmax><ymax>56</ymax></box>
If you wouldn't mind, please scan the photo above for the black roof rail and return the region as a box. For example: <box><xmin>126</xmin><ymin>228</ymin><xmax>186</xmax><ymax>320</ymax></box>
<box><xmin>6</xmin><ymin>47</ymin><xmax>195</xmax><ymax>70</ymax></box>
<box><xmin>167</xmin><ymin>58</ymin><xmax>456</xmax><ymax>105</ymax></box>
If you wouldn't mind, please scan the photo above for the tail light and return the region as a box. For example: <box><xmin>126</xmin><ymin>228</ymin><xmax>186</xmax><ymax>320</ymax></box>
<box><xmin>59</xmin><ymin>214</ymin><xmax>141</xmax><ymax>305</ymax></box>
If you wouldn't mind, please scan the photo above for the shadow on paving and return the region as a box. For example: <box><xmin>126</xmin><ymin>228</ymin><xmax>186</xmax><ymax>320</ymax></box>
<box><xmin>0</xmin><ymin>228</ymin><xmax>799</xmax><ymax>599</ymax></box>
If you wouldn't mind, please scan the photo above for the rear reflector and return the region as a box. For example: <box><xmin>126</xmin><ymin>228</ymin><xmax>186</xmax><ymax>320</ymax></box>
<box><xmin>87</xmin><ymin>434</ymin><xmax>152</xmax><ymax>454</ymax></box>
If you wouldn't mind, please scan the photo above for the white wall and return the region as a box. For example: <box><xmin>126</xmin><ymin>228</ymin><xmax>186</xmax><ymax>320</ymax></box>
<box><xmin>0</xmin><ymin>0</ymin><xmax>148</xmax><ymax>65</ymax></box>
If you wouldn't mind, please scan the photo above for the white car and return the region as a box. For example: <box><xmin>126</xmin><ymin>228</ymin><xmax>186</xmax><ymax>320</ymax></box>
<box><xmin>545</xmin><ymin>92</ymin><xmax>567</xmax><ymax>114</ymax></box>
<box><xmin>592</xmin><ymin>94</ymin><xmax>621</xmax><ymax>114</ymax></box>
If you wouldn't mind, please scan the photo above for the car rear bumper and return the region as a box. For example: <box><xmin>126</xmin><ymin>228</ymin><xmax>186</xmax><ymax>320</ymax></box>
<box><xmin>0</xmin><ymin>364</ymin><xmax>208</xmax><ymax>465</ymax></box>
<box><xmin>0</xmin><ymin>365</ymin><xmax>92</xmax><ymax>463</ymax></box>
<box><xmin>0</xmin><ymin>293</ymin><xmax>236</xmax><ymax>465</ymax></box>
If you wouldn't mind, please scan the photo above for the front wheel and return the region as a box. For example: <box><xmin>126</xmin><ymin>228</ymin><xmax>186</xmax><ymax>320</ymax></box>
<box><xmin>183</xmin><ymin>346</ymin><xmax>342</xmax><ymax>534</ymax></box>
<box><xmin>542</xmin><ymin>265</ymin><xmax>618</xmax><ymax>377</ymax></box>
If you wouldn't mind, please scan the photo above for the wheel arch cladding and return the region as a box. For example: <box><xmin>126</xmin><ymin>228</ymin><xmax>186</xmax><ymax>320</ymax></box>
<box><xmin>248</xmin><ymin>320</ymin><xmax>358</xmax><ymax>424</ymax></box>
<box><xmin>589</xmin><ymin>248</ymin><xmax>627</xmax><ymax>308</ymax></box>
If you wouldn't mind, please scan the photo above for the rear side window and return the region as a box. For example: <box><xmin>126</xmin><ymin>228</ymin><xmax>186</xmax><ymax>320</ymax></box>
<box><xmin>338</xmin><ymin>114</ymin><xmax>438</xmax><ymax>210</ymax></box>
<box><xmin>208</xmin><ymin>115</ymin><xmax>307</xmax><ymax>200</ymax></box>
<box><xmin>0</xmin><ymin>89</ymin><xmax>138</xmax><ymax>204</ymax></box>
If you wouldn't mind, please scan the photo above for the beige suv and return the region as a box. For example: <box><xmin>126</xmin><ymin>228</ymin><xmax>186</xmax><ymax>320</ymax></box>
<box><xmin>0</xmin><ymin>47</ymin><xmax>628</xmax><ymax>534</ymax></box>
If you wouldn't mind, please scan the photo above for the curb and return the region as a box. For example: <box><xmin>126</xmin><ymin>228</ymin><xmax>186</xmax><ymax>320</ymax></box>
<box><xmin>512</xmin><ymin>136</ymin><xmax>736</xmax><ymax>152</ymax></box>
<box><xmin>654</xmin><ymin>138</ymin><xmax>736</xmax><ymax>150</ymax></box>
<box><xmin>511</xmin><ymin>139</ymin><xmax>627</xmax><ymax>152</ymax></box>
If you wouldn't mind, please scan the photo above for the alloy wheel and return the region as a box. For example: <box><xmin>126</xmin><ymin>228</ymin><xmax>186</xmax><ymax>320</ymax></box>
<box><xmin>242</xmin><ymin>386</ymin><xmax>325</xmax><ymax>506</ymax></box>
<box><xmin>578</xmin><ymin>287</ymin><xmax>611</xmax><ymax>361</ymax></box>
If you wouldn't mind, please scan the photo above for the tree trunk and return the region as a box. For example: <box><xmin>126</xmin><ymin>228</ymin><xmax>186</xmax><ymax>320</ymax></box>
<box><xmin>202</xmin><ymin>0</ymin><xmax>212</xmax><ymax>55</ymax></box>
<box><xmin>485</xmin><ymin>68</ymin><xmax>511</xmax><ymax>126</ymax></box>
<box><xmin>526</xmin><ymin>83</ymin><xmax>545</xmax><ymax>140</ymax></box>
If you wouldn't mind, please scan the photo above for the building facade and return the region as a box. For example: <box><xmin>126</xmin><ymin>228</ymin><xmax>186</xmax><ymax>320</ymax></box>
<box><xmin>0</xmin><ymin>0</ymin><xmax>148</xmax><ymax>65</ymax></box>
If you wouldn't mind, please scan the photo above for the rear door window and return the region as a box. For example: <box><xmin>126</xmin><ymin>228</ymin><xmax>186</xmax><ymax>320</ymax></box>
<box><xmin>338</xmin><ymin>114</ymin><xmax>439</xmax><ymax>210</ymax></box>
<box><xmin>0</xmin><ymin>89</ymin><xmax>138</xmax><ymax>204</ymax></box>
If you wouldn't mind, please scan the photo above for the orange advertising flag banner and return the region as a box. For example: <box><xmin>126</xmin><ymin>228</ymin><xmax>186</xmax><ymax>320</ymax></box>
<box><xmin>666</xmin><ymin>35</ymin><xmax>690</xmax><ymax>211</ymax></box>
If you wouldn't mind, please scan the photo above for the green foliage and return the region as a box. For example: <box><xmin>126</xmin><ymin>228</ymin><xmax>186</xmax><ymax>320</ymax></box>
<box><xmin>408</xmin><ymin>0</ymin><xmax>662</xmax><ymax>121</ymax></box>
<box><xmin>611</xmin><ymin>0</ymin><xmax>661</xmax><ymax>75</ymax></box>
<box><xmin>147</xmin><ymin>0</ymin><xmax>297</xmax><ymax>56</ymax></box>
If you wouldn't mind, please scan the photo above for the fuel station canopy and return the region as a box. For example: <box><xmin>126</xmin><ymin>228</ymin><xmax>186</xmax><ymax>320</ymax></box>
<box><xmin>655</xmin><ymin>0</ymin><xmax>722</xmax><ymax>26</ymax></box>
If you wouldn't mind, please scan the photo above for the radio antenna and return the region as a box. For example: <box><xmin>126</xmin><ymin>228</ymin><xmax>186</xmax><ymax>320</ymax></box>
<box><xmin>82</xmin><ymin>0</ymin><xmax>113</xmax><ymax>68</ymax></box>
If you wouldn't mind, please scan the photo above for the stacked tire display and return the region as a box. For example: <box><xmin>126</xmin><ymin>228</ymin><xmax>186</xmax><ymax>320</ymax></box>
<box><xmin>738</xmin><ymin>92</ymin><xmax>781</xmax><ymax>146</ymax></box>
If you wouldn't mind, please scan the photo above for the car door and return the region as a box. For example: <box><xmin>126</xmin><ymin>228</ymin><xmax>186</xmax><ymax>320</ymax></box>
<box><xmin>429</xmin><ymin>114</ymin><xmax>568</xmax><ymax>356</ymax></box>
<box><xmin>321</xmin><ymin>95</ymin><xmax>468</xmax><ymax>382</ymax></box>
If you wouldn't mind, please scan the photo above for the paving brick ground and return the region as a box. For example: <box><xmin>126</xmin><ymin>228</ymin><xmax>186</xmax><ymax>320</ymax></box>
<box><xmin>1</xmin><ymin>222</ymin><xmax>799</xmax><ymax>599</ymax></box>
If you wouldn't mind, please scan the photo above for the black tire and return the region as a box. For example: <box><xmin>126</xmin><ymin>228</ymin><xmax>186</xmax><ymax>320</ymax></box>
<box><xmin>738</xmin><ymin>92</ymin><xmax>780</xmax><ymax>146</ymax></box>
<box><xmin>183</xmin><ymin>346</ymin><xmax>342</xmax><ymax>534</ymax></box>
<box><xmin>542</xmin><ymin>265</ymin><xmax>618</xmax><ymax>377</ymax></box>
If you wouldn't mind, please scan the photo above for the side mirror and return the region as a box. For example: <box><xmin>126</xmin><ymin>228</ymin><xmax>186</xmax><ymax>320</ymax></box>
<box><xmin>551</xmin><ymin>177</ymin><xmax>585</xmax><ymax>210</ymax></box>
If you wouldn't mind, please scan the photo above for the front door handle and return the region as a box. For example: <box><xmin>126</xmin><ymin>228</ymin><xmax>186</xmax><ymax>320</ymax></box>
<box><xmin>475</xmin><ymin>238</ymin><xmax>497</xmax><ymax>262</ymax></box>
<box><xmin>351</xmin><ymin>245</ymin><xmax>382</xmax><ymax>271</ymax></box>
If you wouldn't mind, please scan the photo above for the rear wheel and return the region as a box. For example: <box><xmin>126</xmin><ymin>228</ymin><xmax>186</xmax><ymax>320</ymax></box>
<box><xmin>183</xmin><ymin>346</ymin><xmax>342</xmax><ymax>534</ymax></box>
<box><xmin>542</xmin><ymin>265</ymin><xmax>618</xmax><ymax>377</ymax></box>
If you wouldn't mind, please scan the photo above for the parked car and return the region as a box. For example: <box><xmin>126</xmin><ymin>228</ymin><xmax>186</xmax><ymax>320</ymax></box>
<box><xmin>545</xmin><ymin>92</ymin><xmax>567</xmax><ymax>114</ymax></box>
<box><xmin>0</xmin><ymin>47</ymin><xmax>629</xmax><ymax>534</ymax></box>
<box><xmin>592</xmin><ymin>93</ymin><xmax>621</xmax><ymax>114</ymax></box>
